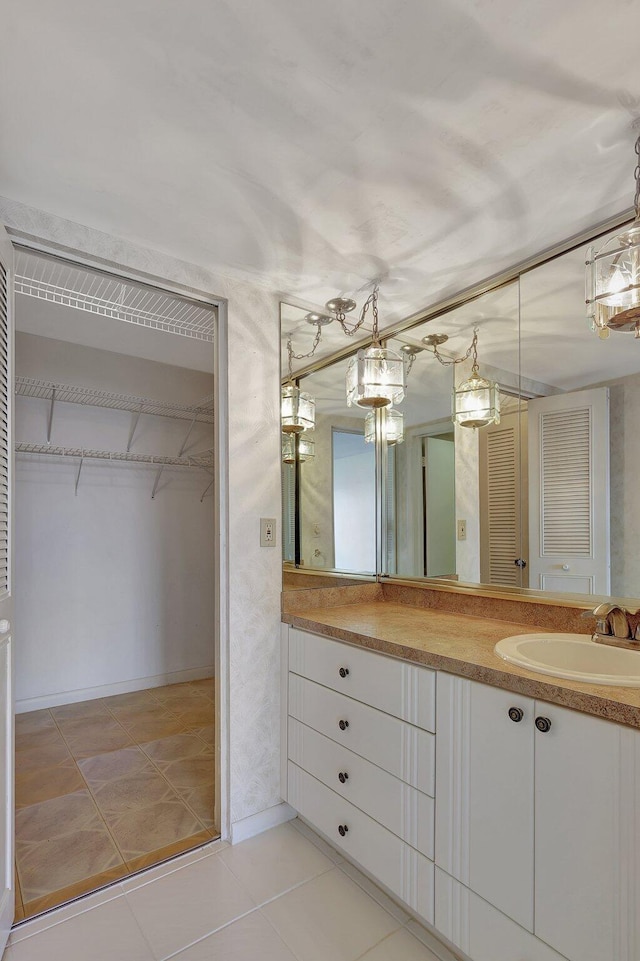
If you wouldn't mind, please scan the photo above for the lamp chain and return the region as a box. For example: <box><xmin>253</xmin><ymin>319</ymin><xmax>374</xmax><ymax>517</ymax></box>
<box><xmin>430</xmin><ymin>327</ymin><xmax>479</xmax><ymax>369</ymax></box>
<box><xmin>286</xmin><ymin>324</ymin><xmax>323</xmax><ymax>381</ymax></box>
<box><xmin>336</xmin><ymin>286</ymin><xmax>380</xmax><ymax>341</ymax></box>
<box><xmin>635</xmin><ymin>133</ymin><xmax>640</xmax><ymax>220</ymax></box>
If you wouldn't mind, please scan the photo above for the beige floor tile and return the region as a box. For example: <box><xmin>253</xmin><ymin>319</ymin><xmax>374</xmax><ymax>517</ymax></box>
<box><xmin>15</xmin><ymin>710</ymin><xmax>56</xmax><ymax>736</ymax></box>
<box><xmin>140</xmin><ymin>732</ymin><xmax>213</xmax><ymax>764</ymax></box>
<box><xmin>17</xmin><ymin>825</ymin><xmax>124</xmax><ymax>902</ymax></box>
<box><xmin>219</xmin><ymin>822</ymin><xmax>333</xmax><ymax>905</ymax></box>
<box><xmin>77</xmin><ymin>745</ymin><xmax>151</xmax><ymax>784</ymax></box>
<box><xmin>188</xmin><ymin>677</ymin><xmax>215</xmax><ymax>695</ymax></box>
<box><xmin>193</xmin><ymin>725</ymin><xmax>215</xmax><ymax>746</ymax></box>
<box><xmin>15</xmin><ymin>726</ymin><xmax>67</xmax><ymax>755</ymax></box>
<box><xmin>22</xmin><ymin>863</ymin><xmax>129</xmax><ymax>919</ymax></box>
<box><xmin>63</xmin><ymin>726</ymin><xmax>136</xmax><ymax>759</ymax></box>
<box><xmin>15</xmin><ymin>739</ymin><xmax>72</xmax><ymax>773</ymax></box>
<box><xmin>125</xmin><ymin>829</ymin><xmax>213</xmax><ymax>874</ymax></box>
<box><xmin>358</xmin><ymin>929</ymin><xmax>443</xmax><ymax>960</ymax></box>
<box><xmin>91</xmin><ymin>765</ymin><xmax>178</xmax><ymax>815</ymax></box>
<box><xmin>16</xmin><ymin>758</ymin><xmax>85</xmax><ymax>809</ymax></box>
<box><xmin>118</xmin><ymin>714</ymin><xmax>186</xmax><ymax>742</ymax></box>
<box><xmin>107</xmin><ymin>702</ymin><xmax>178</xmax><ymax>723</ymax></box>
<box><xmin>180</xmin><ymin>782</ymin><xmax>215</xmax><ymax>828</ymax></box>
<box><xmin>156</xmin><ymin>755</ymin><xmax>215</xmax><ymax>790</ymax></box>
<box><xmin>16</xmin><ymin>790</ymin><xmax>102</xmax><ymax>844</ymax></box>
<box><xmin>172</xmin><ymin>703</ymin><xmax>215</xmax><ymax>728</ymax></box>
<box><xmin>7</xmin><ymin>897</ymin><xmax>155</xmax><ymax>961</ymax></box>
<box><xmin>262</xmin><ymin>868</ymin><xmax>401</xmax><ymax>961</ymax></box>
<box><xmin>105</xmin><ymin>797</ymin><xmax>206</xmax><ymax>859</ymax></box>
<box><xmin>55</xmin><ymin>715</ymin><xmax>127</xmax><ymax>739</ymax></box>
<box><xmin>102</xmin><ymin>689</ymin><xmax>160</xmax><ymax>710</ymax></box>
<box><xmin>124</xmin><ymin>849</ymin><xmax>256</xmax><ymax>959</ymax></box>
<box><xmin>50</xmin><ymin>699</ymin><xmax>109</xmax><ymax>721</ymax></box>
<box><xmin>152</xmin><ymin>682</ymin><xmax>199</xmax><ymax>702</ymax></box>
<box><xmin>174</xmin><ymin>910</ymin><xmax>298</xmax><ymax>961</ymax></box>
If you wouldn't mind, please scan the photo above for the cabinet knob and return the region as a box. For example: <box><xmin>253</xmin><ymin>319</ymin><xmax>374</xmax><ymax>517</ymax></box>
<box><xmin>338</xmin><ymin>719</ymin><xmax>349</xmax><ymax>731</ymax></box>
<box><xmin>535</xmin><ymin>716</ymin><xmax>552</xmax><ymax>733</ymax></box>
<box><xmin>338</xmin><ymin>824</ymin><xmax>349</xmax><ymax>837</ymax></box>
<box><xmin>338</xmin><ymin>771</ymin><xmax>349</xmax><ymax>784</ymax></box>
<box><xmin>508</xmin><ymin>706</ymin><xmax>524</xmax><ymax>723</ymax></box>
<box><xmin>339</xmin><ymin>667</ymin><xmax>350</xmax><ymax>678</ymax></box>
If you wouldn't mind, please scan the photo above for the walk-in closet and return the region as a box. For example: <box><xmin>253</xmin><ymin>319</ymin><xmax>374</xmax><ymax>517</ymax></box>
<box><xmin>12</xmin><ymin>249</ymin><xmax>217</xmax><ymax>920</ymax></box>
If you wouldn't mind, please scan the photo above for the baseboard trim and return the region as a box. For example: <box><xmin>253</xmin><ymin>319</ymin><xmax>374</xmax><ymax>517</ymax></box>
<box><xmin>15</xmin><ymin>665</ymin><xmax>215</xmax><ymax>714</ymax></box>
<box><xmin>230</xmin><ymin>802</ymin><xmax>296</xmax><ymax>845</ymax></box>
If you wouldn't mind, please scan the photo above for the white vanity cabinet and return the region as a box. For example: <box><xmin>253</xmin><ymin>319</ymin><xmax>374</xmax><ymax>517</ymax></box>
<box><xmin>436</xmin><ymin>673</ymin><xmax>640</xmax><ymax>961</ymax></box>
<box><xmin>282</xmin><ymin>627</ymin><xmax>436</xmax><ymax>922</ymax></box>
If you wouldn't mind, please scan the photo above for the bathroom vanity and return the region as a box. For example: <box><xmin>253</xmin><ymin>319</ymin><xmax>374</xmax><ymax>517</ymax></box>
<box><xmin>281</xmin><ymin>592</ymin><xmax>640</xmax><ymax>961</ymax></box>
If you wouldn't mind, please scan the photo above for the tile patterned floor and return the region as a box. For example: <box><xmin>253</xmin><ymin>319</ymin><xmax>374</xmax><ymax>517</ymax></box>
<box><xmin>5</xmin><ymin>820</ymin><xmax>454</xmax><ymax>961</ymax></box>
<box><xmin>14</xmin><ymin>679</ymin><xmax>216</xmax><ymax>921</ymax></box>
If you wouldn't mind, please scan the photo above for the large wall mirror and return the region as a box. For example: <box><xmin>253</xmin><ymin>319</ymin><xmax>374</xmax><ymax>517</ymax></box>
<box><xmin>281</xmin><ymin>217</ymin><xmax>640</xmax><ymax>604</ymax></box>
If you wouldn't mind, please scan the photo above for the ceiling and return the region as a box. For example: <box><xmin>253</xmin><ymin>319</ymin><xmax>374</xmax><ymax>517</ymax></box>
<box><xmin>2</xmin><ymin>0</ymin><xmax>639</xmax><ymax>327</ymax></box>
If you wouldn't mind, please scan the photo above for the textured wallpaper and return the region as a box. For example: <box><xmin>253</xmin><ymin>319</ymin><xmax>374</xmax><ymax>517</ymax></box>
<box><xmin>0</xmin><ymin>196</ymin><xmax>283</xmax><ymax>828</ymax></box>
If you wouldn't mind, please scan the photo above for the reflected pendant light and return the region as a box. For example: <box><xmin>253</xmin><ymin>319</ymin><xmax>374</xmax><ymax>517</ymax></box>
<box><xmin>281</xmin><ymin>383</ymin><xmax>315</xmax><ymax>434</ymax></box>
<box><xmin>453</xmin><ymin>330</ymin><xmax>500</xmax><ymax>429</ymax></box>
<box><xmin>282</xmin><ymin>432</ymin><xmax>315</xmax><ymax>463</ymax></box>
<box><xmin>364</xmin><ymin>408</ymin><xmax>404</xmax><ymax>445</ymax></box>
<box><xmin>586</xmin><ymin>133</ymin><xmax>640</xmax><ymax>338</ymax></box>
<box><xmin>327</xmin><ymin>286</ymin><xmax>406</xmax><ymax>409</ymax></box>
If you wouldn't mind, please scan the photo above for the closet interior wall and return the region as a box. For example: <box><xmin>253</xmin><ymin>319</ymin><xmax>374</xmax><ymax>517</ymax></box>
<box><xmin>14</xmin><ymin>331</ymin><xmax>215</xmax><ymax>712</ymax></box>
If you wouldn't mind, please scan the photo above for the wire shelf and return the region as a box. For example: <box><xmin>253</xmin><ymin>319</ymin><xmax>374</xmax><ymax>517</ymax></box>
<box><xmin>15</xmin><ymin>377</ymin><xmax>215</xmax><ymax>424</ymax></box>
<box><xmin>16</xmin><ymin>443</ymin><xmax>214</xmax><ymax>469</ymax></box>
<box><xmin>15</xmin><ymin>249</ymin><xmax>215</xmax><ymax>343</ymax></box>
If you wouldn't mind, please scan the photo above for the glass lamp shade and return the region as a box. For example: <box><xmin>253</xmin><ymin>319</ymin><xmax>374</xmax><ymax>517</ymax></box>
<box><xmin>364</xmin><ymin>409</ymin><xmax>404</xmax><ymax>445</ymax></box>
<box><xmin>453</xmin><ymin>371</ymin><xmax>500</xmax><ymax>429</ymax></box>
<box><xmin>346</xmin><ymin>346</ymin><xmax>406</xmax><ymax>409</ymax></box>
<box><xmin>586</xmin><ymin>222</ymin><xmax>640</xmax><ymax>334</ymax></box>
<box><xmin>281</xmin><ymin>383</ymin><xmax>315</xmax><ymax>433</ymax></box>
<box><xmin>282</xmin><ymin>432</ymin><xmax>315</xmax><ymax>464</ymax></box>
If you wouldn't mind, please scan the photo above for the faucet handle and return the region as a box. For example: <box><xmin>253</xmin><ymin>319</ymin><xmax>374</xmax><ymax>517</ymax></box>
<box><xmin>580</xmin><ymin>609</ymin><xmax>611</xmax><ymax>635</ymax></box>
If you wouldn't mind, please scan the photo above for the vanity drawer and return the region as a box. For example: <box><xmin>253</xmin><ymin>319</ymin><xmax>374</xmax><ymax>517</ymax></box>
<box><xmin>288</xmin><ymin>717</ymin><xmax>434</xmax><ymax>858</ymax></box>
<box><xmin>289</xmin><ymin>628</ymin><xmax>435</xmax><ymax>732</ymax></box>
<box><xmin>288</xmin><ymin>673</ymin><xmax>435</xmax><ymax>796</ymax></box>
<box><xmin>289</xmin><ymin>761</ymin><xmax>434</xmax><ymax>924</ymax></box>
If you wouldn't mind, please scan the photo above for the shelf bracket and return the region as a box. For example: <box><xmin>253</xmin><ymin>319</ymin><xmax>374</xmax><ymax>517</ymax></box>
<box><xmin>151</xmin><ymin>465</ymin><xmax>165</xmax><ymax>500</ymax></box>
<box><xmin>47</xmin><ymin>387</ymin><xmax>56</xmax><ymax>445</ymax></box>
<box><xmin>127</xmin><ymin>404</ymin><xmax>143</xmax><ymax>452</ymax></box>
<box><xmin>200</xmin><ymin>479</ymin><xmax>213</xmax><ymax>503</ymax></box>
<box><xmin>75</xmin><ymin>456</ymin><xmax>84</xmax><ymax>496</ymax></box>
<box><xmin>178</xmin><ymin>415</ymin><xmax>198</xmax><ymax>457</ymax></box>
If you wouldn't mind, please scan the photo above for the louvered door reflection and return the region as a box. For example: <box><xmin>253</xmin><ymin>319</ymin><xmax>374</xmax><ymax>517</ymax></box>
<box><xmin>528</xmin><ymin>388</ymin><xmax>610</xmax><ymax>594</ymax></box>
<box><xmin>479</xmin><ymin>410</ymin><xmax>528</xmax><ymax>588</ymax></box>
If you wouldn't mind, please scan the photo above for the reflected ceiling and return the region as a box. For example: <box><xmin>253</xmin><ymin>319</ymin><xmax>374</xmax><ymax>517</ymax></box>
<box><xmin>2</xmin><ymin>1</ymin><xmax>639</xmax><ymax>328</ymax></box>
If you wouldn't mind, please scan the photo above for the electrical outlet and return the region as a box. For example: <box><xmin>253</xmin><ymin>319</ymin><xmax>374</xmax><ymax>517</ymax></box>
<box><xmin>457</xmin><ymin>519</ymin><xmax>467</xmax><ymax>541</ymax></box>
<box><xmin>260</xmin><ymin>517</ymin><xmax>276</xmax><ymax>547</ymax></box>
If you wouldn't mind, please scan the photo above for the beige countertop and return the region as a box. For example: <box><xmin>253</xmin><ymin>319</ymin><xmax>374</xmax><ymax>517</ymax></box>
<box><xmin>283</xmin><ymin>600</ymin><xmax>640</xmax><ymax>729</ymax></box>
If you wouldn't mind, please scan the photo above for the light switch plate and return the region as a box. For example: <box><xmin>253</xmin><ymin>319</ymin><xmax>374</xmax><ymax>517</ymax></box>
<box><xmin>457</xmin><ymin>519</ymin><xmax>467</xmax><ymax>541</ymax></box>
<box><xmin>260</xmin><ymin>517</ymin><xmax>276</xmax><ymax>547</ymax></box>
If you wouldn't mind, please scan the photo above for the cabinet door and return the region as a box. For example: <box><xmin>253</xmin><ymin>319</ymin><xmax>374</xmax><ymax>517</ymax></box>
<box><xmin>436</xmin><ymin>674</ymin><xmax>535</xmax><ymax>931</ymax></box>
<box><xmin>534</xmin><ymin>703</ymin><xmax>640</xmax><ymax>961</ymax></box>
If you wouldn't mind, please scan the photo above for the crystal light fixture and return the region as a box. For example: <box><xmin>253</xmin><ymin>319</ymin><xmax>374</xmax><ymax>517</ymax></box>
<box><xmin>281</xmin><ymin>316</ymin><xmax>329</xmax><ymax>433</ymax></box>
<box><xmin>423</xmin><ymin>327</ymin><xmax>500</xmax><ymax>429</ymax></box>
<box><xmin>364</xmin><ymin>408</ymin><xmax>404</xmax><ymax>445</ymax></box>
<box><xmin>326</xmin><ymin>286</ymin><xmax>406</xmax><ymax>409</ymax></box>
<box><xmin>586</xmin><ymin>133</ymin><xmax>640</xmax><ymax>338</ymax></box>
<box><xmin>282</xmin><ymin>432</ymin><xmax>315</xmax><ymax>463</ymax></box>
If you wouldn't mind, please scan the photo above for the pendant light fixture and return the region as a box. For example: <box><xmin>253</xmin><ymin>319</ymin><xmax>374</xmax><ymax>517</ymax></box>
<box><xmin>282</xmin><ymin>432</ymin><xmax>315</xmax><ymax>463</ymax></box>
<box><xmin>364</xmin><ymin>408</ymin><xmax>404</xmax><ymax>445</ymax></box>
<box><xmin>281</xmin><ymin>316</ymin><xmax>330</xmax><ymax>433</ymax></box>
<box><xmin>326</xmin><ymin>286</ymin><xmax>406</xmax><ymax>409</ymax></box>
<box><xmin>423</xmin><ymin>328</ymin><xmax>500</xmax><ymax>429</ymax></box>
<box><xmin>586</xmin><ymin>133</ymin><xmax>640</xmax><ymax>338</ymax></box>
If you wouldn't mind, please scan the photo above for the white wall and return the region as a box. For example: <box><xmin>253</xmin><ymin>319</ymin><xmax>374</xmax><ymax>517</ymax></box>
<box><xmin>14</xmin><ymin>333</ymin><xmax>215</xmax><ymax>709</ymax></box>
<box><xmin>1</xmin><ymin>196</ymin><xmax>283</xmax><ymax>832</ymax></box>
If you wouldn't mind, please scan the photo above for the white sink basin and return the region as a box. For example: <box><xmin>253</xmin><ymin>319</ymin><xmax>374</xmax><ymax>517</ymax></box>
<box><xmin>494</xmin><ymin>633</ymin><xmax>640</xmax><ymax>686</ymax></box>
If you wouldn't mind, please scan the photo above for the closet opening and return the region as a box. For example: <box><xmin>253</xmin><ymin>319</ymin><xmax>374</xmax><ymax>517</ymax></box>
<box><xmin>12</xmin><ymin>248</ymin><xmax>219</xmax><ymax>921</ymax></box>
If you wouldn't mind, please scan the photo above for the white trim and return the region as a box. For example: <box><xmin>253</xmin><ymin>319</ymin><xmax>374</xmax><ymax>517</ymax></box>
<box><xmin>230</xmin><ymin>802</ymin><xmax>296</xmax><ymax>845</ymax></box>
<box><xmin>15</xmin><ymin>665</ymin><xmax>214</xmax><ymax>714</ymax></box>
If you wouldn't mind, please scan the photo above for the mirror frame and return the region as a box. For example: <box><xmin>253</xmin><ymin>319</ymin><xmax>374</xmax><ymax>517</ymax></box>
<box><xmin>281</xmin><ymin>206</ymin><xmax>640</xmax><ymax>606</ymax></box>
